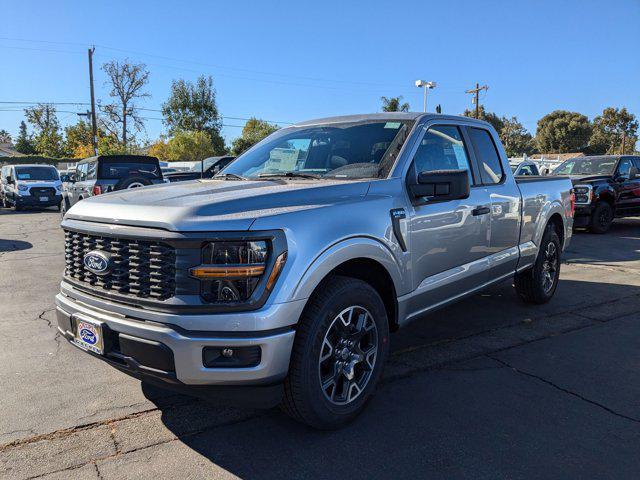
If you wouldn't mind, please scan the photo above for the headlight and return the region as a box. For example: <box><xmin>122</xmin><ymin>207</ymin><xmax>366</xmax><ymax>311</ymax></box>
<box><xmin>189</xmin><ymin>241</ymin><xmax>286</xmax><ymax>303</ymax></box>
<box><xmin>573</xmin><ymin>185</ymin><xmax>592</xmax><ymax>204</ymax></box>
<box><xmin>17</xmin><ymin>184</ymin><xmax>28</xmax><ymax>191</ymax></box>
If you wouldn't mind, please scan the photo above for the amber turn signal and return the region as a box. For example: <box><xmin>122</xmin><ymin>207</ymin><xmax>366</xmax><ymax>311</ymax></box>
<box><xmin>190</xmin><ymin>265</ymin><xmax>266</xmax><ymax>278</ymax></box>
<box><xmin>266</xmin><ymin>252</ymin><xmax>287</xmax><ymax>290</ymax></box>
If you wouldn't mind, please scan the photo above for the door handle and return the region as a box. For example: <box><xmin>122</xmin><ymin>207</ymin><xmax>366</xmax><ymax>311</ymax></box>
<box><xmin>472</xmin><ymin>206</ymin><xmax>491</xmax><ymax>216</ymax></box>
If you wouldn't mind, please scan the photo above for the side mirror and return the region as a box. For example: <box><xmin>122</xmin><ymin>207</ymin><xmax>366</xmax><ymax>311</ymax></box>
<box><xmin>60</xmin><ymin>174</ymin><xmax>70</xmax><ymax>183</ymax></box>
<box><xmin>6</xmin><ymin>175</ymin><xmax>12</xmax><ymax>184</ymax></box>
<box><xmin>410</xmin><ymin>169</ymin><xmax>470</xmax><ymax>202</ymax></box>
<box><xmin>629</xmin><ymin>166</ymin><xmax>639</xmax><ymax>180</ymax></box>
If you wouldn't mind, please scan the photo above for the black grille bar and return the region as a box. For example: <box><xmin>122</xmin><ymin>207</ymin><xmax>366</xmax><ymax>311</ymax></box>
<box><xmin>64</xmin><ymin>230</ymin><xmax>176</xmax><ymax>301</ymax></box>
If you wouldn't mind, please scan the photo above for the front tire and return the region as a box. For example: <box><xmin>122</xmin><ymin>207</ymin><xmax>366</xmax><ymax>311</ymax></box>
<box><xmin>514</xmin><ymin>223</ymin><xmax>561</xmax><ymax>304</ymax></box>
<box><xmin>589</xmin><ymin>201</ymin><xmax>613</xmax><ymax>234</ymax></box>
<box><xmin>282</xmin><ymin>276</ymin><xmax>389</xmax><ymax>429</ymax></box>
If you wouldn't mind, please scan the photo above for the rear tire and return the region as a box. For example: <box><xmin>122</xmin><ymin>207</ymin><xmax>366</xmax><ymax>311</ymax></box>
<box><xmin>514</xmin><ymin>224</ymin><xmax>561</xmax><ymax>304</ymax></box>
<box><xmin>119</xmin><ymin>177</ymin><xmax>151</xmax><ymax>190</ymax></box>
<box><xmin>12</xmin><ymin>202</ymin><xmax>21</xmax><ymax>211</ymax></box>
<box><xmin>589</xmin><ymin>201</ymin><xmax>613</xmax><ymax>234</ymax></box>
<box><xmin>282</xmin><ymin>275</ymin><xmax>389</xmax><ymax>429</ymax></box>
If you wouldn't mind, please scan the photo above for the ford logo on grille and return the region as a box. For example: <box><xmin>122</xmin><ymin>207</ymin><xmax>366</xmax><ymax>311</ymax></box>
<box><xmin>83</xmin><ymin>251</ymin><xmax>112</xmax><ymax>275</ymax></box>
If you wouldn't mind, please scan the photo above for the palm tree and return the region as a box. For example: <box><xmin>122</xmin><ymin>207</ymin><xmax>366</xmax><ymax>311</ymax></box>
<box><xmin>381</xmin><ymin>96</ymin><xmax>410</xmax><ymax>112</ymax></box>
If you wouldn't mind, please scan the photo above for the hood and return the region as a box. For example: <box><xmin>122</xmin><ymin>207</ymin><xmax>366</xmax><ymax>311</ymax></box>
<box><xmin>18</xmin><ymin>179</ymin><xmax>62</xmax><ymax>189</ymax></box>
<box><xmin>66</xmin><ymin>178</ymin><xmax>370</xmax><ymax>231</ymax></box>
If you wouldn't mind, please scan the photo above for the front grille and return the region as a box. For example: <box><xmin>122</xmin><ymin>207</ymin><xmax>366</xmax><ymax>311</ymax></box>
<box><xmin>30</xmin><ymin>187</ymin><xmax>56</xmax><ymax>196</ymax></box>
<box><xmin>64</xmin><ymin>230</ymin><xmax>176</xmax><ymax>300</ymax></box>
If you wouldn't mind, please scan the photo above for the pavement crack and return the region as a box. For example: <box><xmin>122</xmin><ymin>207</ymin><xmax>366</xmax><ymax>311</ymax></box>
<box><xmin>487</xmin><ymin>354</ymin><xmax>640</xmax><ymax>424</ymax></box>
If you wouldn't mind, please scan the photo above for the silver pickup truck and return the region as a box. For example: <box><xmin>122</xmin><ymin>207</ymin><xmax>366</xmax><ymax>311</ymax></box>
<box><xmin>57</xmin><ymin>113</ymin><xmax>574</xmax><ymax>429</ymax></box>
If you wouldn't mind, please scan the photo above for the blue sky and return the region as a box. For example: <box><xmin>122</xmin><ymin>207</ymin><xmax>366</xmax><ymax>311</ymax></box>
<box><xmin>1</xmin><ymin>0</ymin><xmax>639</xmax><ymax>146</ymax></box>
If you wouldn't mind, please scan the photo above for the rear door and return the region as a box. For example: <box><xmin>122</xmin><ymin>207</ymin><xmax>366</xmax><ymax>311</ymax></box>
<box><xmin>405</xmin><ymin>123</ymin><xmax>492</xmax><ymax>316</ymax></box>
<box><xmin>466</xmin><ymin>127</ymin><xmax>521</xmax><ymax>281</ymax></box>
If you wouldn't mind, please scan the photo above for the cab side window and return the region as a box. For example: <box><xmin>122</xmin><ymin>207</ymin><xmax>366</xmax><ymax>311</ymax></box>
<box><xmin>469</xmin><ymin>128</ymin><xmax>504</xmax><ymax>185</ymax></box>
<box><xmin>76</xmin><ymin>163</ymin><xmax>88</xmax><ymax>181</ymax></box>
<box><xmin>86</xmin><ymin>161</ymin><xmax>97</xmax><ymax>180</ymax></box>
<box><xmin>617</xmin><ymin>158</ymin><xmax>633</xmax><ymax>178</ymax></box>
<box><xmin>412</xmin><ymin>125</ymin><xmax>473</xmax><ymax>178</ymax></box>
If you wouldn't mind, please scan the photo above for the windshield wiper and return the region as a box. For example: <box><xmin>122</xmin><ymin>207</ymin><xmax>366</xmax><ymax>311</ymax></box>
<box><xmin>258</xmin><ymin>172</ymin><xmax>321</xmax><ymax>180</ymax></box>
<box><xmin>214</xmin><ymin>173</ymin><xmax>248</xmax><ymax>181</ymax></box>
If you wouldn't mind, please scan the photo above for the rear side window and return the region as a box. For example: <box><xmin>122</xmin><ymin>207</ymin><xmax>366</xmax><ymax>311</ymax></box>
<box><xmin>412</xmin><ymin>125</ymin><xmax>473</xmax><ymax>178</ymax></box>
<box><xmin>469</xmin><ymin>128</ymin><xmax>504</xmax><ymax>184</ymax></box>
<box><xmin>98</xmin><ymin>161</ymin><xmax>160</xmax><ymax>179</ymax></box>
<box><xmin>86</xmin><ymin>161</ymin><xmax>98</xmax><ymax>180</ymax></box>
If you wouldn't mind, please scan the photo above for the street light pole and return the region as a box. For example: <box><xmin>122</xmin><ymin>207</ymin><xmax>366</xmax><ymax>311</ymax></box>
<box><xmin>415</xmin><ymin>80</ymin><xmax>437</xmax><ymax>112</ymax></box>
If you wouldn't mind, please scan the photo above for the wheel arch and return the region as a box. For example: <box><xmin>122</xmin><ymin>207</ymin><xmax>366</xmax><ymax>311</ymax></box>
<box><xmin>291</xmin><ymin>238</ymin><xmax>405</xmax><ymax>331</ymax></box>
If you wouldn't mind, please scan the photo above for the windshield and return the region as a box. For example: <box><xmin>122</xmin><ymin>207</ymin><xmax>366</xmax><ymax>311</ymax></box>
<box><xmin>221</xmin><ymin>120</ymin><xmax>414</xmax><ymax>180</ymax></box>
<box><xmin>15</xmin><ymin>166</ymin><xmax>59</xmax><ymax>181</ymax></box>
<box><xmin>554</xmin><ymin>157</ymin><xmax>617</xmax><ymax>176</ymax></box>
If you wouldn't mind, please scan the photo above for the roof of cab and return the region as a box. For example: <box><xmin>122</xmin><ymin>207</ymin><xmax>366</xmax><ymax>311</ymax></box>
<box><xmin>77</xmin><ymin>154</ymin><xmax>159</xmax><ymax>165</ymax></box>
<box><xmin>293</xmin><ymin>112</ymin><xmax>493</xmax><ymax>128</ymax></box>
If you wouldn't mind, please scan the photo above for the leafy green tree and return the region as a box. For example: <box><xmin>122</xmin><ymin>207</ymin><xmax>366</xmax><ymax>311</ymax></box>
<box><xmin>463</xmin><ymin>105</ymin><xmax>504</xmax><ymax>133</ymax></box>
<box><xmin>589</xmin><ymin>107</ymin><xmax>638</xmax><ymax>155</ymax></box>
<box><xmin>381</xmin><ymin>96</ymin><xmax>410</xmax><ymax>112</ymax></box>
<box><xmin>14</xmin><ymin>121</ymin><xmax>36</xmax><ymax>154</ymax></box>
<box><xmin>535</xmin><ymin>110</ymin><xmax>592</xmax><ymax>153</ymax></box>
<box><xmin>100</xmin><ymin>59</ymin><xmax>150</xmax><ymax>147</ymax></box>
<box><xmin>147</xmin><ymin>137</ymin><xmax>171</xmax><ymax>162</ymax></box>
<box><xmin>162</xmin><ymin>76</ymin><xmax>226</xmax><ymax>154</ymax></box>
<box><xmin>0</xmin><ymin>129</ymin><xmax>11</xmax><ymax>143</ymax></box>
<box><xmin>64</xmin><ymin>120</ymin><xmax>94</xmax><ymax>157</ymax></box>
<box><xmin>24</xmin><ymin>104</ymin><xmax>65</xmax><ymax>157</ymax></box>
<box><xmin>231</xmin><ymin>118</ymin><xmax>279</xmax><ymax>155</ymax></box>
<box><xmin>166</xmin><ymin>130</ymin><xmax>215</xmax><ymax>161</ymax></box>
<box><xmin>500</xmin><ymin>117</ymin><xmax>534</xmax><ymax>157</ymax></box>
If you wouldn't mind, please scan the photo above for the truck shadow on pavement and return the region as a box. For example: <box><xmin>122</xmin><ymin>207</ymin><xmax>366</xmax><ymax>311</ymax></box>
<box><xmin>139</xmin><ymin>270</ymin><xmax>640</xmax><ymax>478</ymax></box>
<box><xmin>566</xmin><ymin>217</ymin><xmax>640</xmax><ymax>266</ymax></box>
<box><xmin>0</xmin><ymin>239</ymin><xmax>32</xmax><ymax>252</ymax></box>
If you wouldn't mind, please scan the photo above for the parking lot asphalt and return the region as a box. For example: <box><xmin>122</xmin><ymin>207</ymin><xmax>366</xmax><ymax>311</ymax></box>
<box><xmin>1</xmin><ymin>208</ymin><xmax>639</xmax><ymax>479</ymax></box>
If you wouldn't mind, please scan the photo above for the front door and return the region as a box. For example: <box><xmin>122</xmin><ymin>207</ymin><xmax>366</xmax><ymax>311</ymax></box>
<box><xmin>405</xmin><ymin>124</ymin><xmax>492</xmax><ymax>319</ymax></box>
<box><xmin>616</xmin><ymin>157</ymin><xmax>640</xmax><ymax>216</ymax></box>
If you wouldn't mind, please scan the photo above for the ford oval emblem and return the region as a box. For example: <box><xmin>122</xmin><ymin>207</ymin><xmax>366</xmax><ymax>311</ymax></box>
<box><xmin>83</xmin><ymin>250</ymin><xmax>112</xmax><ymax>275</ymax></box>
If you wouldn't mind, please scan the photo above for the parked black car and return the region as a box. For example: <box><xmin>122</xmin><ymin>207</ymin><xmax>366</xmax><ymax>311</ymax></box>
<box><xmin>164</xmin><ymin>156</ymin><xmax>235</xmax><ymax>183</ymax></box>
<box><xmin>61</xmin><ymin>155</ymin><xmax>164</xmax><ymax>215</ymax></box>
<box><xmin>553</xmin><ymin>155</ymin><xmax>640</xmax><ymax>233</ymax></box>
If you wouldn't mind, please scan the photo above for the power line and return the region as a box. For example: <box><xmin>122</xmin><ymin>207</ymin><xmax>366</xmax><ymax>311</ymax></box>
<box><xmin>0</xmin><ymin>102</ymin><xmax>294</xmax><ymax>125</ymax></box>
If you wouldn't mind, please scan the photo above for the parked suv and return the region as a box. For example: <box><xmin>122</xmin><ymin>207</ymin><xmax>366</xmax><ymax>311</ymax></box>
<box><xmin>57</xmin><ymin>113</ymin><xmax>574</xmax><ymax>428</ymax></box>
<box><xmin>553</xmin><ymin>155</ymin><xmax>640</xmax><ymax>233</ymax></box>
<box><xmin>1</xmin><ymin>164</ymin><xmax>63</xmax><ymax>211</ymax></box>
<box><xmin>164</xmin><ymin>156</ymin><xmax>236</xmax><ymax>183</ymax></box>
<box><xmin>61</xmin><ymin>155</ymin><xmax>164</xmax><ymax>215</ymax></box>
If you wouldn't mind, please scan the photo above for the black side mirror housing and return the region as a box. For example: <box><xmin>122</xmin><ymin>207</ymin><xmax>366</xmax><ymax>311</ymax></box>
<box><xmin>409</xmin><ymin>169</ymin><xmax>470</xmax><ymax>202</ymax></box>
<box><xmin>629</xmin><ymin>166</ymin><xmax>639</xmax><ymax>180</ymax></box>
<box><xmin>6</xmin><ymin>175</ymin><xmax>13</xmax><ymax>184</ymax></box>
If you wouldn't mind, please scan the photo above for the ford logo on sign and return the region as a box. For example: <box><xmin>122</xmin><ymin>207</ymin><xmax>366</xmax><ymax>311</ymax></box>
<box><xmin>83</xmin><ymin>251</ymin><xmax>112</xmax><ymax>275</ymax></box>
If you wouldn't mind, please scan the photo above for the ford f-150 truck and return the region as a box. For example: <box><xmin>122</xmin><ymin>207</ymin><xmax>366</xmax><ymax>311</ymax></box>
<box><xmin>56</xmin><ymin>113</ymin><xmax>574</xmax><ymax>429</ymax></box>
<box><xmin>552</xmin><ymin>155</ymin><xmax>640</xmax><ymax>233</ymax></box>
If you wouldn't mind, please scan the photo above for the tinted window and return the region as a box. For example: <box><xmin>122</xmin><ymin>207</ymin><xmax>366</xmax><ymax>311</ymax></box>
<box><xmin>99</xmin><ymin>161</ymin><xmax>160</xmax><ymax>179</ymax></box>
<box><xmin>469</xmin><ymin>128</ymin><xmax>504</xmax><ymax>184</ymax></box>
<box><xmin>15</xmin><ymin>166</ymin><xmax>59</xmax><ymax>181</ymax></box>
<box><xmin>554</xmin><ymin>157</ymin><xmax>617</xmax><ymax>176</ymax></box>
<box><xmin>412</xmin><ymin>125</ymin><xmax>472</xmax><ymax>177</ymax></box>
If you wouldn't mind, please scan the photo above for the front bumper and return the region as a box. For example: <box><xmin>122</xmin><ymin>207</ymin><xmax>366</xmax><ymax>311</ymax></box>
<box><xmin>16</xmin><ymin>193</ymin><xmax>62</xmax><ymax>207</ymax></box>
<box><xmin>573</xmin><ymin>204</ymin><xmax>594</xmax><ymax>228</ymax></box>
<box><xmin>55</xmin><ymin>284</ymin><xmax>303</xmax><ymax>391</ymax></box>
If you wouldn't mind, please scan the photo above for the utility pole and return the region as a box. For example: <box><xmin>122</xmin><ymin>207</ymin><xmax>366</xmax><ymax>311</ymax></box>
<box><xmin>465</xmin><ymin>83</ymin><xmax>489</xmax><ymax>119</ymax></box>
<box><xmin>87</xmin><ymin>46</ymin><xmax>98</xmax><ymax>156</ymax></box>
